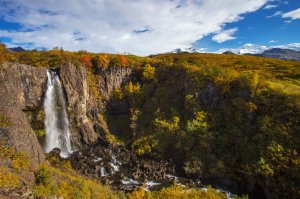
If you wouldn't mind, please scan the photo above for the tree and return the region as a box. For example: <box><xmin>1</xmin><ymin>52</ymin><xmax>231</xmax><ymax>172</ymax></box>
<box><xmin>81</xmin><ymin>55</ymin><xmax>93</xmax><ymax>68</ymax></box>
<box><xmin>96</xmin><ymin>53</ymin><xmax>109</xmax><ymax>68</ymax></box>
<box><xmin>0</xmin><ymin>43</ymin><xmax>15</xmax><ymax>63</ymax></box>
<box><xmin>186</xmin><ymin>111</ymin><xmax>207</xmax><ymax>132</ymax></box>
<box><xmin>0</xmin><ymin>43</ymin><xmax>7</xmax><ymax>63</ymax></box>
<box><xmin>118</xmin><ymin>54</ymin><xmax>128</xmax><ymax>67</ymax></box>
<box><xmin>142</xmin><ymin>64</ymin><xmax>156</xmax><ymax>80</ymax></box>
<box><xmin>127</xmin><ymin>81</ymin><xmax>134</xmax><ymax>94</ymax></box>
<box><xmin>0</xmin><ymin>43</ymin><xmax>6</xmax><ymax>52</ymax></box>
<box><xmin>125</xmin><ymin>81</ymin><xmax>141</xmax><ymax>95</ymax></box>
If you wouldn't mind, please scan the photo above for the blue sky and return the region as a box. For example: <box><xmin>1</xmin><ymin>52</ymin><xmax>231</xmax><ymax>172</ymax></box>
<box><xmin>193</xmin><ymin>0</ymin><xmax>300</xmax><ymax>52</ymax></box>
<box><xmin>0</xmin><ymin>0</ymin><xmax>299</xmax><ymax>55</ymax></box>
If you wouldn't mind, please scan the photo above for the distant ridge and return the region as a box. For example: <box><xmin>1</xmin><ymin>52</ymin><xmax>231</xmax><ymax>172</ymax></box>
<box><xmin>257</xmin><ymin>48</ymin><xmax>300</xmax><ymax>61</ymax></box>
<box><xmin>219</xmin><ymin>43</ymin><xmax>300</xmax><ymax>61</ymax></box>
<box><xmin>8</xmin><ymin>47</ymin><xmax>26</xmax><ymax>52</ymax></box>
<box><xmin>222</xmin><ymin>51</ymin><xmax>235</xmax><ymax>55</ymax></box>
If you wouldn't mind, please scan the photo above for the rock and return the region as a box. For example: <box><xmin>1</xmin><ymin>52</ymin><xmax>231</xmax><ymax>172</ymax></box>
<box><xmin>59</xmin><ymin>64</ymin><xmax>132</xmax><ymax>148</ymax></box>
<box><xmin>69</xmin><ymin>137</ymin><xmax>176</xmax><ymax>191</ymax></box>
<box><xmin>0</xmin><ymin>62</ymin><xmax>46</xmax><ymax>167</ymax></box>
<box><xmin>48</xmin><ymin>148</ymin><xmax>61</xmax><ymax>157</ymax></box>
<box><xmin>0</xmin><ymin>187</ymin><xmax>34</xmax><ymax>199</ymax></box>
<box><xmin>183</xmin><ymin>160</ymin><xmax>203</xmax><ymax>178</ymax></box>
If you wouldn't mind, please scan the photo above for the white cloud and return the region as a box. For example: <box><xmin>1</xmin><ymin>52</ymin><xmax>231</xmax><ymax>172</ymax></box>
<box><xmin>282</xmin><ymin>8</ymin><xmax>300</xmax><ymax>20</ymax></box>
<box><xmin>269</xmin><ymin>40</ymin><xmax>278</xmax><ymax>43</ymax></box>
<box><xmin>0</xmin><ymin>0</ymin><xmax>267</xmax><ymax>55</ymax></box>
<box><xmin>212</xmin><ymin>28</ymin><xmax>238</xmax><ymax>43</ymax></box>
<box><xmin>263</xmin><ymin>4</ymin><xmax>278</xmax><ymax>10</ymax></box>
<box><xmin>266</xmin><ymin>11</ymin><xmax>283</xmax><ymax>18</ymax></box>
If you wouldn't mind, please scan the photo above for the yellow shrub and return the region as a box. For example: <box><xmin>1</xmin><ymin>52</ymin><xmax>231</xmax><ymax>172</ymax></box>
<box><xmin>0</xmin><ymin>142</ymin><xmax>29</xmax><ymax>171</ymax></box>
<box><xmin>128</xmin><ymin>187</ymin><xmax>147</xmax><ymax>199</ymax></box>
<box><xmin>33</xmin><ymin>164</ymin><xmax>117</xmax><ymax>199</ymax></box>
<box><xmin>143</xmin><ymin>64</ymin><xmax>156</xmax><ymax>80</ymax></box>
<box><xmin>0</xmin><ymin>166</ymin><xmax>20</xmax><ymax>188</ymax></box>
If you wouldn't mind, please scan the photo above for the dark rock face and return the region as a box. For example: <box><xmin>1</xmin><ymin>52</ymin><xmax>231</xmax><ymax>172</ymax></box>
<box><xmin>8</xmin><ymin>47</ymin><xmax>26</xmax><ymax>53</ymax></box>
<box><xmin>59</xmin><ymin>64</ymin><xmax>132</xmax><ymax>148</ymax></box>
<box><xmin>222</xmin><ymin>51</ymin><xmax>235</xmax><ymax>55</ymax></box>
<box><xmin>0</xmin><ymin>62</ymin><xmax>46</xmax><ymax>167</ymax></box>
<box><xmin>59</xmin><ymin>63</ymin><xmax>95</xmax><ymax>147</ymax></box>
<box><xmin>48</xmin><ymin>148</ymin><xmax>62</xmax><ymax>157</ymax></box>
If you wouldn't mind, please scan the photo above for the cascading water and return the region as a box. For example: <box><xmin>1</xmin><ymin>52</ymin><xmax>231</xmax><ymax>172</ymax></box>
<box><xmin>44</xmin><ymin>70</ymin><xmax>73</xmax><ymax>157</ymax></box>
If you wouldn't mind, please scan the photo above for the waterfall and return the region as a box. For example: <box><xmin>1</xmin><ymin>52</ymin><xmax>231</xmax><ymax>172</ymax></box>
<box><xmin>44</xmin><ymin>70</ymin><xmax>73</xmax><ymax>157</ymax></box>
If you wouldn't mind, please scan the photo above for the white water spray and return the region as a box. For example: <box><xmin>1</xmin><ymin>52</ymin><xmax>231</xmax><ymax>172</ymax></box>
<box><xmin>44</xmin><ymin>70</ymin><xmax>73</xmax><ymax>157</ymax></box>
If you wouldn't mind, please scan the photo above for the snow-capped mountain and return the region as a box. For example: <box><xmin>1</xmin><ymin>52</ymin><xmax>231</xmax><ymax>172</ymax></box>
<box><xmin>170</xmin><ymin>47</ymin><xmax>206</xmax><ymax>53</ymax></box>
<box><xmin>237</xmin><ymin>43</ymin><xmax>269</xmax><ymax>54</ymax></box>
<box><xmin>218</xmin><ymin>43</ymin><xmax>300</xmax><ymax>61</ymax></box>
<box><xmin>259</xmin><ymin>48</ymin><xmax>300</xmax><ymax>61</ymax></box>
<box><xmin>218</xmin><ymin>43</ymin><xmax>300</xmax><ymax>55</ymax></box>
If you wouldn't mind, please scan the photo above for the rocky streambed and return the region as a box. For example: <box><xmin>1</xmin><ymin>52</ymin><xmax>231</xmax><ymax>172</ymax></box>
<box><xmin>49</xmin><ymin>138</ymin><xmax>233</xmax><ymax>198</ymax></box>
<box><xmin>69</xmin><ymin>138</ymin><xmax>178</xmax><ymax>192</ymax></box>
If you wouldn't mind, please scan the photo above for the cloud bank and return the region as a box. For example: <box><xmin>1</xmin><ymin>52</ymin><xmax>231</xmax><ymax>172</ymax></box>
<box><xmin>0</xmin><ymin>0</ymin><xmax>267</xmax><ymax>55</ymax></box>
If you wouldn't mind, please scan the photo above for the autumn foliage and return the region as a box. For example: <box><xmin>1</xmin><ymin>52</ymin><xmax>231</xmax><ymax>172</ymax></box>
<box><xmin>81</xmin><ymin>55</ymin><xmax>93</xmax><ymax>68</ymax></box>
<box><xmin>118</xmin><ymin>54</ymin><xmax>128</xmax><ymax>67</ymax></box>
<box><xmin>97</xmin><ymin>53</ymin><xmax>110</xmax><ymax>68</ymax></box>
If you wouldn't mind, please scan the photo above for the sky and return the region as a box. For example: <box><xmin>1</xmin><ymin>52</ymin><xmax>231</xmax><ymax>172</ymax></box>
<box><xmin>0</xmin><ymin>0</ymin><xmax>299</xmax><ymax>55</ymax></box>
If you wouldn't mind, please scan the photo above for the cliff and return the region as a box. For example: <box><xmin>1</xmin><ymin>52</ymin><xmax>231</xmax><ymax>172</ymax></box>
<box><xmin>0</xmin><ymin>62</ymin><xmax>46</xmax><ymax>167</ymax></box>
<box><xmin>0</xmin><ymin>61</ymin><xmax>132</xmax><ymax>165</ymax></box>
<box><xmin>59</xmin><ymin>63</ymin><xmax>132</xmax><ymax>147</ymax></box>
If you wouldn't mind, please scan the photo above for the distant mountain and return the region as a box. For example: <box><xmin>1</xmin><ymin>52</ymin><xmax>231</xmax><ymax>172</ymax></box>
<box><xmin>219</xmin><ymin>43</ymin><xmax>300</xmax><ymax>56</ymax></box>
<box><xmin>219</xmin><ymin>43</ymin><xmax>300</xmax><ymax>61</ymax></box>
<box><xmin>8</xmin><ymin>47</ymin><xmax>26</xmax><ymax>52</ymax></box>
<box><xmin>258</xmin><ymin>48</ymin><xmax>300</xmax><ymax>61</ymax></box>
<box><xmin>170</xmin><ymin>47</ymin><xmax>205</xmax><ymax>54</ymax></box>
<box><xmin>238</xmin><ymin>43</ymin><xmax>269</xmax><ymax>54</ymax></box>
<box><xmin>222</xmin><ymin>51</ymin><xmax>235</xmax><ymax>55</ymax></box>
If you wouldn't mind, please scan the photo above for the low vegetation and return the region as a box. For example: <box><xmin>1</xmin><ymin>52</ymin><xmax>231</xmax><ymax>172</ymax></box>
<box><xmin>127</xmin><ymin>186</ymin><xmax>231</xmax><ymax>199</ymax></box>
<box><xmin>33</xmin><ymin>163</ymin><xmax>116</xmax><ymax>198</ymax></box>
<box><xmin>33</xmin><ymin>155</ymin><xmax>232</xmax><ymax>199</ymax></box>
<box><xmin>0</xmin><ymin>142</ymin><xmax>29</xmax><ymax>188</ymax></box>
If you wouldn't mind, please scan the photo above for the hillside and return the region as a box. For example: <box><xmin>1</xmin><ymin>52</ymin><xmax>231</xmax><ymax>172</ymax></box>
<box><xmin>258</xmin><ymin>48</ymin><xmax>300</xmax><ymax>61</ymax></box>
<box><xmin>0</xmin><ymin>43</ymin><xmax>300</xmax><ymax>199</ymax></box>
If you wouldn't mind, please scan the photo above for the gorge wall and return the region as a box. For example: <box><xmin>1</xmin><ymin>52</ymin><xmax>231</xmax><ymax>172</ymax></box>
<box><xmin>0</xmin><ymin>62</ymin><xmax>47</xmax><ymax>167</ymax></box>
<box><xmin>0</xmin><ymin>61</ymin><xmax>132</xmax><ymax>167</ymax></box>
<box><xmin>60</xmin><ymin>64</ymin><xmax>132</xmax><ymax>148</ymax></box>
